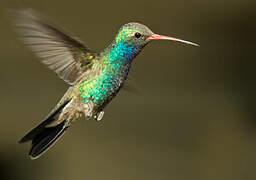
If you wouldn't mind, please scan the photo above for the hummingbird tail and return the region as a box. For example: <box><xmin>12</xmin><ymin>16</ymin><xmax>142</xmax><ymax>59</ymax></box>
<box><xmin>29</xmin><ymin>120</ymin><xmax>68</xmax><ymax>159</ymax></box>
<box><xmin>19</xmin><ymin>100</ymin><xmax>71</xmax><ymax>159</ymax></box>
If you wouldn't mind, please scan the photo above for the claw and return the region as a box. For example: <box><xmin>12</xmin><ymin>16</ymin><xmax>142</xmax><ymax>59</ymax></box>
<box><xmin>94</xmin><ymin>111</ymin><xmax>104</xmax><ymax>121</ymax></box>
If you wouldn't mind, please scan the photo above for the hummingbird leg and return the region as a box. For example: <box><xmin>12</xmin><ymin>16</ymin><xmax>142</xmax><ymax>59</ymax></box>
<box><xmin>94</xmin><ymin>111</ymin><xmax>104</xmax><ymax>121</ymax></box>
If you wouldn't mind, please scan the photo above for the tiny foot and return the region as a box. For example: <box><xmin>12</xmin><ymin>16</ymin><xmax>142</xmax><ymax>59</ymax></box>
<box><xmin>94</xmin><ymin>111</ymin><xmax>104</xmax><ymax>121</ymax></box>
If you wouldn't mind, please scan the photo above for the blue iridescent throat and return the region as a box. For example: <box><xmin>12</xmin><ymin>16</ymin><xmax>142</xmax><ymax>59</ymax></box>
<box><xmin>106</xmin><ymin>40</ymin><xmax>140</xmax><ymax>63</ymax></box>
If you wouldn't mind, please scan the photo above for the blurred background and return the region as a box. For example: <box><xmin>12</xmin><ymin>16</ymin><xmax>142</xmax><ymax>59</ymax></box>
<box><xmin>0</xmin><ymin>0</ymin><xmax>256</xmax><ymax>179</ymax></box>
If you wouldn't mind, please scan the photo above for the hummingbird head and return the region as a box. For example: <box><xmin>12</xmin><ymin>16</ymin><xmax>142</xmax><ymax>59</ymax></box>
<box><xmin>108</xmin><ymin>22</ymin><xmax>198</xmax><ymax>62</ymax></box>
<box><xmin>115</xmin><ymin>22</ymin><xmax>154</xmax><ymax>49</ymax></box>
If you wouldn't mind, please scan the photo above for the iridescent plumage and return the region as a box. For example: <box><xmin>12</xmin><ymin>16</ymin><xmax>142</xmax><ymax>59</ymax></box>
<box><xmin>78</xmin><ymin>23</ymin><xmax>153</xmax><ymax>110</ymax></box>
<box><xmin>11</xmin><ymin>9</ymin><xmax>198</xmax><ymax>159</ymax></box>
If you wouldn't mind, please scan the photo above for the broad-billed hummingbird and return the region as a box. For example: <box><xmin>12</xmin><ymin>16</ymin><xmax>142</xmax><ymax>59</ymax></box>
<box><xmin>11</xmin><ymin>9</ymin><xmax>198</xmax><ymax>159</ymax></box>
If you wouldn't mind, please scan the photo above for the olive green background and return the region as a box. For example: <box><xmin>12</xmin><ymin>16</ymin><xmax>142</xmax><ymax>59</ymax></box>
<box><xmin>0</xmin><ymin>0</ymin><xmax>256</xmax><ymax>179</ymax></box>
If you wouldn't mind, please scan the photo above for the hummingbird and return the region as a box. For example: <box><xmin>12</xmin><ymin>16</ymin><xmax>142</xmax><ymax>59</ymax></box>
<box><xmin>11</xmin><ymin>9</ymin><xmax>198</xmax><ymax>159</ymax></box>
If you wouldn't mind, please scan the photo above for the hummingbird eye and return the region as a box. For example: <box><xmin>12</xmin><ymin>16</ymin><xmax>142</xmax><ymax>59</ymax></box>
<box><xmin>134</xmin><ymin>32</ymin><xmax>141</xmax><ymax>38</ymax></box>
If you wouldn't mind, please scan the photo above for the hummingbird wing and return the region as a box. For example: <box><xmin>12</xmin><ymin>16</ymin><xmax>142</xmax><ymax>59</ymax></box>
<box><xmin>10</xmin><ymin>9</ymin><xmax>97</xmax><ymax>85</ymax></box>
<box><xmin>122</xmin><ymin>74</ymin><xmax>141</xmax><ymax>94</ymax></box>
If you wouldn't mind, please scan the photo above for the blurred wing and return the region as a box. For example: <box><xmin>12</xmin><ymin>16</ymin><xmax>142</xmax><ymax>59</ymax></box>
<box><xmin>122</xmin><ymin>73</ymin><xmax>141</xmax><ymax>94</ymax></box>
<box><xmin>10</xmin><ymin>9</ymin><xmax>97</xmax><ymax>85</ymax></box>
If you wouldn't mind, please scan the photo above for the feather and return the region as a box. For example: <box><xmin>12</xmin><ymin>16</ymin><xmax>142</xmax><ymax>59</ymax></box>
<box><xmin>10</xmin><ymin>8</ymin><xmax>98</xmax><ymax>85</ymax></box>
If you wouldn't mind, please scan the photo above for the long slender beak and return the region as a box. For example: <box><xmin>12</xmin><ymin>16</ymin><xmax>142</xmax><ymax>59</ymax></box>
<box><xmin>147</xmin><ymin>34</ymin><xmax>199</xmax><ymax>47</ymax></box>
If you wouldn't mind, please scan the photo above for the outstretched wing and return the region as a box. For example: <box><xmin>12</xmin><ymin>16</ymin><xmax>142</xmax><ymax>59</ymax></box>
<box><xmin>10</xmin><ymin>9</ymin><xmax>97</xmax><ymax>85</ymax></box>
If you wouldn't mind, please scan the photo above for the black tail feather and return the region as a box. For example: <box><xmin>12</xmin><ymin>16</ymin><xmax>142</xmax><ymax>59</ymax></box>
<box><xmin>29</xmin><ymin>121</ymin><xmax>67</xmax><ymax>159</ymax></box>
<box><xmin>19</xmin><ymin>100</ymin><xmax>70</xmax><ymax>159</ymax></box>
<box><xmin>19</xmin><ymin>100</ymin><xmax>70</xmax><ymax>143</ymax></box>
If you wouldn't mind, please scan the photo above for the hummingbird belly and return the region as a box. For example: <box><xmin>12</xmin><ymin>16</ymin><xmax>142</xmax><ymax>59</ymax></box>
<box><xmin>78</xmin><ymin>68</ymin><xmax>125</xmax><ymax>117</ymax></box>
